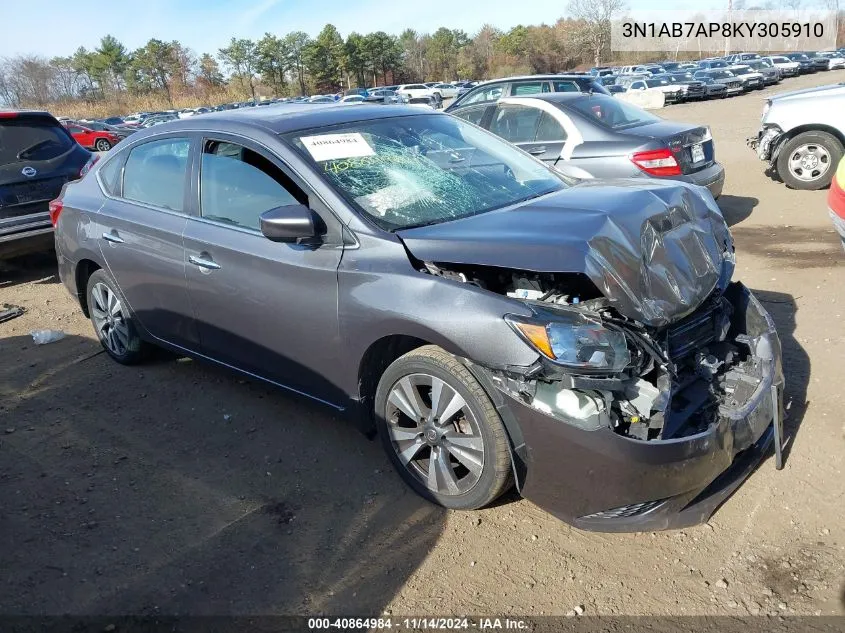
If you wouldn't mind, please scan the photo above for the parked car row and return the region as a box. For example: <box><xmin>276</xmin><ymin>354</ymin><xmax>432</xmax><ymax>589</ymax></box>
<box><xmin>588</xmin><ymin>49</ymin><xmax>845</xmax><ymax>106</ymax></box>
<box><xmin>44</xmin><ymin>102</ymin><xmax>783</xmax><ymax>533</ymax></box>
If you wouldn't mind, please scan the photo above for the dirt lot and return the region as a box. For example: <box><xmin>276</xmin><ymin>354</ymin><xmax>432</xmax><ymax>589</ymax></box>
<box><xmin>2</xmin><ymin>72</ymin><xmax>844</xmax><ymax>618</ymax></box>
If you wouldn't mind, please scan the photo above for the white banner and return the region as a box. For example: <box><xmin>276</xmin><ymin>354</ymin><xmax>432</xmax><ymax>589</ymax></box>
<box><xmin>611</xmin><ymin>9</ymin><xmax>838</xmax><ymax>53</ymax></box>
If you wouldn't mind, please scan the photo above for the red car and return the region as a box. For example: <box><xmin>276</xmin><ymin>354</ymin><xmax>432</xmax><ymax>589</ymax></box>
<box><xmin>64</xmin><ymin>123</ymin><xmax>120</xmax><ymax>152</ymax></box>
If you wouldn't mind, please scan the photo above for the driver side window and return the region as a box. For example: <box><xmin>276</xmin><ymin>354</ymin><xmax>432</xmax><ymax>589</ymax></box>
<box><xmin>199</xmin><ymin>140</ymin><xmax>306</xmax><ymax>231</ymax></box>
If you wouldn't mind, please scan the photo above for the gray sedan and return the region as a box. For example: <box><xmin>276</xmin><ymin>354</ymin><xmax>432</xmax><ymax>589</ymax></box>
<box><xmin>449</xmin><ymin>92</ymin><xmax>725</xmax><ymax>198</ymax></box>
<box><xmin>53</xmin><ymin>104</ymin><xmax>781</xmax><ymax>531</ymax></box>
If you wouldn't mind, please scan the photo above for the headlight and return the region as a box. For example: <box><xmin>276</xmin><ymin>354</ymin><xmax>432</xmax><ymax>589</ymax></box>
<box><xmin>506</xmin><ymin>311</ymin><xmax>630</xmax><ymax>374</ymax></box>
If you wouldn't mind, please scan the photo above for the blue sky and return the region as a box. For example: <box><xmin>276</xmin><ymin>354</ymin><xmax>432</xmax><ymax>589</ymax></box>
<box><xmin>3</xmin><ymin>0</ymin><xmax>732</xmax><ymax>59</ymax></box>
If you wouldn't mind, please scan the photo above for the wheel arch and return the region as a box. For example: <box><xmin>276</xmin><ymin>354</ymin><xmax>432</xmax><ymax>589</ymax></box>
<box><xmin>357</xmin><ymin>334</ymin><xmax>527</xmax><ymax>491</ymax></box>
<box><xmin>74</xmin><ymin>258</ymin><xmax>102</xmax><ymax>317</ymax></box>
<box><xmin>774</xmin><ymin>124</ymin><xmax>845</xmax><ymax>158</ymax></box>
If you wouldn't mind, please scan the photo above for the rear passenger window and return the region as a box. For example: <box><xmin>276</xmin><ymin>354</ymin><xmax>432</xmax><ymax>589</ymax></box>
<box><xmin>510</xmin><ymin>82</ymin><xmax>550</xmax><ymax>96</ymax></box>
<box><xmin>200</xmin><ymin>140</ymin><xmax>305</xmax><ymax>231</ymax></box>
<box><xmin>123</xmin><ymin>138</ymin><xmax>190</xmax><ymax>211</ymax></box>
<box><xmin>98</xmin><ymin>156</ymin><xmax>123</xmax><ymax>196</ymax></box>
<box><xmin>451</xmin><ymin>104</ymin><xmax>490</xmax><ymax>126</ymax></box>
<box><xmin>462</xmin><ymin>84</ymin><xmax>504</xmax><ymax>105</ymax></box>
<box><xmin>489</xmin><ymin>105</ymin><xmax>542</xmax><ymax>143</ymax></box>
<box><xmin>534</xmin><ymin>112</ymin><xmax>567</xmax><ymax>142</ymax></box>
<box><xmin>552</xmin><ymin>81</ymin><xmax>579</xmax><ymax>93</ymax></box>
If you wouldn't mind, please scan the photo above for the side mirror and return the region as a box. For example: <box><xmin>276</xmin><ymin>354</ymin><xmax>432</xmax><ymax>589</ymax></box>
<box><xmin>260</xmin><ymin>204</ymin><xmax>316</xmax><ymax>243</ymax></box>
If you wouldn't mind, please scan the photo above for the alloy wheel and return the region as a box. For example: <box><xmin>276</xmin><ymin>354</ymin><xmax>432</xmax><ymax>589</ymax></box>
<box><xmin>95</xmin><ymin>139</ymin><xmax>111</xmax><ymax>152</ymax></box>
<box><xmin>90</xmin><ymin>282</ymin><xmax>130</xmax><ymax>356</ymax></box>
<box><xmin>385</xmin><ymin>373</ymin><xmax>485</xmax><ymax>496</ymax></box>
<box><xmin>788</xmin><ymin>143</ymin><xmax>831</xmax><ymax>183</ymax></box>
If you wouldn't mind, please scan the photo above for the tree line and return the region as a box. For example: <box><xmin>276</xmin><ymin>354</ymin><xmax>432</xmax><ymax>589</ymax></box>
<box><xmin>0</xmin><ymin>2</ymin><xmax>626</xmax><ymax>112</ymax></box>
<box><xmin>1</xmin><ymin>0</ymin><xmax>842</xmax><ymax>113</ymax></box>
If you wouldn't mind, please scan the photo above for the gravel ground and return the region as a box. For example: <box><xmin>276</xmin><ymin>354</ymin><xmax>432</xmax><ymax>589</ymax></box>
<box><xmin>1</xmin><ymin>71</ymin><xmax>844</xmax><ymax>617</ymax></box>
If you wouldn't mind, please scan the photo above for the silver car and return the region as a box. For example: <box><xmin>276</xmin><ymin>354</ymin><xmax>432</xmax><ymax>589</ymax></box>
<box><xmin>748</xmin><ymin>83</ymin><xmax>845</xmax><ymax>189</ymax></box>
<box><xmin>449</xmin><ymin>92</ymin><xmax>725</xmax><ymax>198</ymax></box>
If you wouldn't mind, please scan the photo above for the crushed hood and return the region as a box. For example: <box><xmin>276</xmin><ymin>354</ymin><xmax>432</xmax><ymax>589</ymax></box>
<box><xmin>397</xmin><ymin>179</ymin><xmax>734</xmax><ymax>327</ymax></box>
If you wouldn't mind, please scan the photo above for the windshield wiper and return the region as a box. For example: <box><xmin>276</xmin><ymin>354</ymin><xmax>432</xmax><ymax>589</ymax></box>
<box><xmin>16</xmin><ymin>139</ymin><xmax>54</xmax><ymax>160</ymax></box>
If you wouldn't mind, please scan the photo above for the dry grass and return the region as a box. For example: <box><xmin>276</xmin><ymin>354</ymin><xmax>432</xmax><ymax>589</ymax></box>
<box><xmin>32</xmin><ymin>87</ymin><xmax>251</xmax><ymax>119</ymax></box>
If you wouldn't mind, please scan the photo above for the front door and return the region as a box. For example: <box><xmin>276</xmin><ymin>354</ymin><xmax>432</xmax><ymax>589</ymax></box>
<box><xmin>182</xmin><ymin>137</ymin><xmax>345</xmax><ymax>405</ymax></box>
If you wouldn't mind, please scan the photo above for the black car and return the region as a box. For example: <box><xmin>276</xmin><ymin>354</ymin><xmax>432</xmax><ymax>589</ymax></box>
<box><xmin>0</xmin><ymin>110</ymin><xmax>94</xmax><ymax>258</ymax></box>
<box><xmin>696</xmin><ymin>59</ymin><xmax>729</xmax><ymax>70</ymax></box>
<box><xmin>694</xmin><ymin>76</ymin><xmax>728</xmax><ymax>98</ymax></box>
<box><xmin>783</xmin><ymin>53</ymin><xmax>818</xmax><ymax>74</ymax></box>
<box><xmin>664</xmin><ymin>73</ymin><xmax>707</xmax><ymax>100</ymax></box>
<box><xmin>446</xmin><ymin>74</ymin><xmax>609</xmax><ymax>113</ymax></box>
<box><xmin>52</xmin><ymin>104</ymin><xmax>783</xmax><ymax>532</ymax></box>
<box><xmin>694</xmin><ymin>69</ymin><xmax>744</xmax><ymax>95</ymax></box>
<box><xmin>99</xmin><ymin>116</ymin><xmax>125</xmax><ymax>126</ymax></box>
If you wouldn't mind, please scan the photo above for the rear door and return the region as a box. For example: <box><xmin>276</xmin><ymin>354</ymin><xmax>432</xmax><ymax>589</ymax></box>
<box><xmin>486</xmin><ymin>103</ymin><xmax>542</xmax><ymax>155</ymax></box>
<box><xmin>94</xmin><ymin>134</ymin><xmax>199</xmax><ymax>349</ymax></box>
<box><xmin>182</xmin><ymin>135</ymin><xmax>345</xmax><ymax>404</ymax></box>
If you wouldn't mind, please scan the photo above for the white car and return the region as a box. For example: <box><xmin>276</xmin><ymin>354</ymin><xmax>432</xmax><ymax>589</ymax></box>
<box><xmin>431</xmin><ymin>83</ymin><xmax>459</xmax><ymax>98</ymax></box>
<box><xmin>177</xmin><ymin>108</ymin><xmax>198</xmax><ymax>119</ymax></box>
<box><xmin>340</xmin><ymin>95</ymin><xmax>366</xmax><ymax>103</ymax></box>
<box><xmin>396</xmin><ymin>83</ymin><xmax>435</xmax><ymax>100</ymax></box>
<box><xmin>728</xmin><ymin>65</ymin><xmax>765</xmax><ymax>90</ymax></box>
<box><xmin>761</xmin><ymin>56</ymin><xmax>801</xmax><ymax>78</ymax></box>
<box><xmin>816</xmin><ymin>51</ymin><xmax>845</xmax><ymax>70</ymax></box>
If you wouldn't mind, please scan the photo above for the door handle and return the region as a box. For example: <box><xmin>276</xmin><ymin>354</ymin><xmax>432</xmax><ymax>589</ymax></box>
<box><xmin>188</xmin><ymin>255</ymin><xmax>221</xmax><ymax>270</ymax></box>
<box><xmin>102</xmin><ymin>231</ymin><xmax>124</xmax><ymax>244</ymax></box>
<box><xmin>528</xmin><ymin>146</ymin><xmax>547</xmax><ymax>155</ymax></box>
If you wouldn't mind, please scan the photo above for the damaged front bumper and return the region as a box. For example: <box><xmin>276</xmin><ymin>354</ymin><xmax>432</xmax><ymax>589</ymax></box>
<box><xmin>747</xmin><ymin>126</ymin><xmax>782</xmax><ymax>163</ymax></box>
<box><xmin>478</xmin><ymin>283</ymin><xmax>784</xmax><ymax>532</ymax></box>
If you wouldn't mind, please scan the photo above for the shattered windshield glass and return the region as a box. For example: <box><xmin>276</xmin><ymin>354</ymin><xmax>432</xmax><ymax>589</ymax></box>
<box><xmin>284</xmin><ymin>114</ymin><xmax>564</xmax><ymax>231</ymax></box>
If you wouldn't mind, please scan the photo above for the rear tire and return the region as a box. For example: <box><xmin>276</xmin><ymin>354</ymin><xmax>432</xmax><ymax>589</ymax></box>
<box><xmin>94</xmin><ymin>138</ymin><xmax>112</xmax><ymax>152</ymax></box>
<box><xmin>776</xmin><ymin>131</ymin><xmax>843</xmax><ymax>190</ymax></box>
<box><xmin>374</xmin><ymin>345</ymin><xmax>513</xmax><ymax>510</ymax></box>
<box><xmin>86</xmin><ymin>269</ymin><xmax>149</xmax><ymax>365</ymax></box>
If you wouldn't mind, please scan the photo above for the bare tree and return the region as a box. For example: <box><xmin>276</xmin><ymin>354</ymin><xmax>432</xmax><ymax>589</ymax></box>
<box><xmin>567</xmin><ymin>0</ymin><xmax>626</xmax><ymax>66</ymax></box>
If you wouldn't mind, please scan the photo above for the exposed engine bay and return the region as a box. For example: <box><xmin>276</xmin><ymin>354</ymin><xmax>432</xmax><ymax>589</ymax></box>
<box><xmin>421</xmin><ymin>262</ymin><xmax>777</xmax><ymax>443</ymax></box>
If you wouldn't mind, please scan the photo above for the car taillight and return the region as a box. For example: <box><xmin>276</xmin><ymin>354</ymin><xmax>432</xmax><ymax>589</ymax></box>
<box><xmin>79</xmin><ymin>153</ymin><xmax>100</xmax><ymax>179</ymax></box>
<box><xmin>48</xmin><ymin>199</ymin><xmax>64</xmax><ymax>227</ymax></box>
<box><xmin>630</xmin><ymin>148</ymin><xmax>682</xmax><ymax>177</ymax></box>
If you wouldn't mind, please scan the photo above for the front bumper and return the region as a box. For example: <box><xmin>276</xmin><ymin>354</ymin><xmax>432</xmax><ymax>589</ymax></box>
<box><xmin>487</xmin><ymin>283</ymin><xmax>783</xmax><ymax>532</ymax></box>
<box><xmin>747</xmin><ymin>127</ymin><xmax>782</xmax><ymax>163</ymax></box>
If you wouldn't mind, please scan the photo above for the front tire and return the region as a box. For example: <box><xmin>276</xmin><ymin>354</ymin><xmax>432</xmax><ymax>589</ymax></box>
<box><xmin>776</xmin><ymin>131</ymin><xmax>843</xmax><ymax>190</ymax></box>
<box><xmin>94</xmin><ymin>138</ymin><xmax>112</xmax><ymax>152</ymax></box>
<box><xmin>86</xmin><ymin>269</ymin><xmax>149</xmax><ymax>365</ymax></box>
<box><xmin>374</xmin><ymin>346</ymin><xmax>513</xmax><ymax>510</ymax></box>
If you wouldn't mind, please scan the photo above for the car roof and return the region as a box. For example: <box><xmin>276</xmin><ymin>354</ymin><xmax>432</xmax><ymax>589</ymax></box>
<box><xmin>0</xmin><ymin>109</ymin><xmax>57</xmax><ymax>119</ymax></box>
<box><xmin>507</xmin><ymin>92</ymin><xmax>613</xmax><ymax>107</ymax></box>
<box><xmin>132</xmin><ymin>103</ymin><xmax>442</xmax><ymax>135</ymax></box>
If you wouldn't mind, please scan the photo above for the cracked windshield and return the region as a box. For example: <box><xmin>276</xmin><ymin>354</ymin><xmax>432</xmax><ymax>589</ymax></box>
<box><xmin>286</xmin><ymin>114</ymin><xmax>564</xmax><ymax>230</ymax></box>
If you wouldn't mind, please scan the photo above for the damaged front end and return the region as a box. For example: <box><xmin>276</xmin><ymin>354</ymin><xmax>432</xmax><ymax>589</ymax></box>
<box><xmin>425</xmin><ymin>259</ymin><xmax>783</xmax><ymax>450</ymax></box>
<box><xmin>475</xmin><ymin>275</ymin><xmax>784</xmax><ymax>531</ymax></box>
<box><xmin>404</xmin><ymin>182</ymin><xmax>783</xmax><ymax>530</ymax></box>
<box><xmin>747</xmin><ymin>125</ymin><xmax>783</xmax><ymax>163</ymax></box>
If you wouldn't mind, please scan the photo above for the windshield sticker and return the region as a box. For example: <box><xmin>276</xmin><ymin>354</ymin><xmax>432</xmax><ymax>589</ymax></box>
<box><xmin>300</xmin><ymin>133</ymin><xmax>375</xmax><ymax>162</ymax></box>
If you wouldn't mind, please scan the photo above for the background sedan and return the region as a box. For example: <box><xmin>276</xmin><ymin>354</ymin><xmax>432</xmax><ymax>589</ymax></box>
<box><xmin>449</xmin><ymin>92</ymin><xmax>724</xmax><ymax>197</ymax></box>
